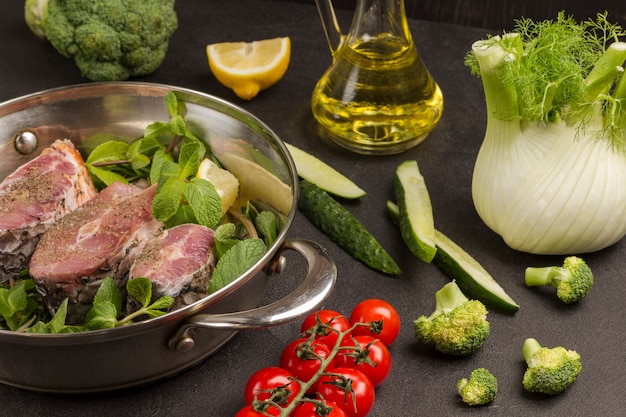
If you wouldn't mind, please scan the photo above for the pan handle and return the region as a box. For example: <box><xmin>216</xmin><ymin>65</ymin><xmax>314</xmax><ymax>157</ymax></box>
<box><xmin>168</xmin><ymin>239</ymin><xmax>336</xmax><ymax>352</ymax></box>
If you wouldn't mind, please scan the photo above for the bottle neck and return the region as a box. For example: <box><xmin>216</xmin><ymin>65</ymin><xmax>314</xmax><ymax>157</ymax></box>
<box><xmin>348</xmin><ymin>0</ymin><xmax>412</xmax><ymax>46</ymax></box>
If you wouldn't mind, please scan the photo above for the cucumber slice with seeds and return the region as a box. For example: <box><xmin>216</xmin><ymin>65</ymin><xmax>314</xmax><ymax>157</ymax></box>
<box><xmin>393</xmin><ymin>160</ymin><xmax>436</xmax><ymax>263</ymax></box>
<box><xmin>386</xmin><ymin>201</ymin><xmax>519</xmax><ymax>314</ymax></box>
<box><xmin>285</xmin><ymin>142</ymin><xmax>366</xmax><ymax>199</ymax></box>
<box><xmin>433</xmin><ymin>230</ymin><xmax>520</xmax><ymax>314</ymax></box>
<box><xmin>299</xmin><ymin>179</ymin><xmax>401</xmax><ymax>275</ymax></box>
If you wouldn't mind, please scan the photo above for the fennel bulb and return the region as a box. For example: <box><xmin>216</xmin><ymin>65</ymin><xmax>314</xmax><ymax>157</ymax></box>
<box><xmin>466</xmin><ymin>13</ymin><xmax>626</xmax><ymax>255</ymax></box>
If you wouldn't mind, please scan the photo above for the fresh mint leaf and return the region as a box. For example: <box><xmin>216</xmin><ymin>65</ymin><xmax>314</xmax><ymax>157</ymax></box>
<box><xmin>85</xmin><ymin>301</ymin><xmax>119</xmax><ymax>330</ymax></box>
<box><xmin>46</xmin><ymin>298</ymin><xmax>69</xmax><ymax>333</ymax></box>
<box><xmin>152</xmin><ymin>177</ymin><xmax>186</xmax><ymax>222</ymax></box>
<box><xmin>164</xmin><ymin>204</ymin><xmax>198</xmax><ymax>228</ymax></box>
<box><xmin>85</xmin><ymin>140</ymin><xmax>129</xmax><ymax>165</ymax></box>
<box><xmin>130</xmin><ymin>153</ymin><xmax>151</xmax><ymax>172</ymax></box>
<box><xmin>214</xmin><ymin>223</ymin><xmax>240</xmax><ymax>257</ymax></box>
<box><xmin>185</xmin><ymin>178</ymin><xmax>222</xmax><ymax>228</ymax></box>
<box><xmin>148</xmin><ymin>296</ymin><xmax>174</xmax><ymax>311</ymax></box>
<box><xmin>169</xmin><ymin>114</ymin><xmax>187</xmax><ymax>137</ymax></box>
<box><xmin>255</xmin><ymin>211</ymin><xmax>279</xmax><ymax>247</ymax></box>
<box><xmin>126</xmin><ymin>278</ymin><xmax>153</xmax><ymax>307</ymax></box>
<box><xmin>209</xmin><ymin>238</ymin><xmax>267</xmax><ymax>293</ymax></box>
<box><xmin>144</xmin><ymin>120</ymin><xmax>172</xmax><ymax>140</ymax></box>
<box><xmin>150</xmin><ymin>150</ymin><xmax>175</xmax><ymax>185</ymax></box>
<box><xmin>86</xmin><ymin>164</ymin><xmax>129</xmax><ymax>188</ymax></box>
<box><xmin>165</xmin><ymin>91</ymin><xmax>179</xmax><ymax>118</ymax></box>
<box><xmin>177</xmin><ymin>141</ymin><xmax>205</xmax><ymax>179</ymax></box>
<box><xmin>93</xmin><ymin>277</ymin><xmax>123</xmax><ymax>312</ymax></box>
<box><xmin>85</xmin><ymin>277</ymin><xmax>122</xmax><ymax>326</ymax></box>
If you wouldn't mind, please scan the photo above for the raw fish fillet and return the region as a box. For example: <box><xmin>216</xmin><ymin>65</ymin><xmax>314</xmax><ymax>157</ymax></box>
<box><xmin>128</xmin><ymin>223</ymin><xmax>215</xmax><ymax>311</ymax></box>
<box><xmin>29</xmin><ymin>182</ymin><xmax>163</xmax><ymax>324</ymax></box>
<box><xmin>0</xmin><ymin>139</ymin><xmax>97</xmax><ymax>281</ymax></box>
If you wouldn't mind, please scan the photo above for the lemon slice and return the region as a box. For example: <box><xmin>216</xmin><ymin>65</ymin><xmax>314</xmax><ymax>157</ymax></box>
<box><xmin>217</xmin><ymin>152</ymin><xmax>293</xmax><ymax>215</ymax></box>
<box><xmin>206</xmin><ymin>37</ymin><xmax>291</xmax><ymax>100</ymax></box>
<box><xmin>196</xmin><ymin>158</ymin><xmax>240</xmax><ymax>213</ymax></box>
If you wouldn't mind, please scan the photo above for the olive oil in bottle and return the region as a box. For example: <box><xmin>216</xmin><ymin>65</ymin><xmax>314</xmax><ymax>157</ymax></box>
<box><xmin>311</xmin><ymin>34</ymin><xmax>444</xmax><ymax>155</ymax></box>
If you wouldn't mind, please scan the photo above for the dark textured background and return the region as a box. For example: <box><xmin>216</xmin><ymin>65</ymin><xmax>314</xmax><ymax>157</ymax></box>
<box><xmin>279</xmin><ymin>0</ymin><xmax>626</xmax><ymax>30</ymax></box>
<box><xmin>0</xmin><ymin>1</ymin><xmax>624</xmax><ymax>416</ymax></box>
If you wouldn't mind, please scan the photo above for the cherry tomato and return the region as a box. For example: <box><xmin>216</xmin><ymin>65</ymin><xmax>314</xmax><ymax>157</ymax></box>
<box><xmin>316</xmin><ymin>367</ymin><xmax>375</xmax><ymax>417</ymax></box>
<box><xmin>234</xmin><ymin>404</ymin><xmax>281</xmax><ymax>417</ymax></box>
<box><xmin>280</xmin><ymin>337</ymin><xmax>334</xmax><ymax>393</ymax></box>
<box><xmin>243</xmin><ymin>366</ymin><xmax>301</xmax><ymax>408</ymax></box>
<box><xmin>349</xmin><ymin>299</ymin><xmax>400</xmax><ymax>346</ymax></box>
<box><xmin>301</xmin><ymin>309</ymin><xmax>351</xmax><ymax>349</ymax></box>
<box><xmin>293</xmin><ymin>399</ymin><xmax>349</xmax><ymax>417</ymax></box>
<box><xmin>335</xmin><ymin>335</ymin><xmax>392</xmax><ymax>387</ymax></box>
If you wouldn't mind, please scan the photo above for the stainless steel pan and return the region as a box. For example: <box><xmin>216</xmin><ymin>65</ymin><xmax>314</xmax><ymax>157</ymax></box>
<box><xmin>0</xmin><ymin>82</ymin><xmax>336</xmax><ymax>393</ymax></box>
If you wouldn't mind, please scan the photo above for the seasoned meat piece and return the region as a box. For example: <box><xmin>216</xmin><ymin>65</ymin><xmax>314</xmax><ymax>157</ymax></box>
<box><xmin>0</xmin><ymin>139</ymin><xmax>97</xmax><ymax>282</ymax></box>
<box><xmin>29</xmin><ymin>182</ymin><xmax>163</xmax><ymax>324</ymax></box>
<box><xmin>128</xmin><ymin>223</ymin><xmax>215</xmax><ymax>311</ymax></box>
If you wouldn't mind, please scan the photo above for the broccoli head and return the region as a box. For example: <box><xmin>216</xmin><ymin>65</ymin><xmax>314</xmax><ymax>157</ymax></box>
<box><xmin>522</xmin><ymin>338</ymin><xmax>582</xmax><ymax>395</ymax></box>
<box><xmin>414</xmin><ymin>280</ymin><xmax>490</xmax><ymax>356</ymax></box>
<box><xmin>525</xmin><ymin>256</ymin><xmax>593</xmax><ymax>304</ymax></box>
<box><xmin>25</xmin><ymin>0</ymin><xmax>178</xmax><ymax>81</ymax></box>
<box><xmin>457</xmin><ymin>367</ymin><xmax>498</xmax><ymax>406</ymax></box>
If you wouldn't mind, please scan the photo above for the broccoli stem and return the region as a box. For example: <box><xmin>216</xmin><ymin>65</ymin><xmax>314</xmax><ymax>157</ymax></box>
<box><xmin>522</xmin><ymin>337</ymin><xmax>542</xmax><ymax>364</ymax></box>
<box><xmin>524</xmin><ymin>266</ymin><xmax>567</xmax><ymax>287</ymax></box>
<box><xmin>433</xmin><ymin>280</ymin><xmax>469</xmax><ymax>316</ymax></box>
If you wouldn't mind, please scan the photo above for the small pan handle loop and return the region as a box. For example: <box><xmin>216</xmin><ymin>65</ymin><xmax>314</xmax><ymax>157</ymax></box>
<box><xmin>168</xmin><ymin>239</ymin><xmax>336</xmax><ymax>352</ymax></box>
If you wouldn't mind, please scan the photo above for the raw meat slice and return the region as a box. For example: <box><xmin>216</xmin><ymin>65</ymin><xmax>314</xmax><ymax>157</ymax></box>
<box><xmin>0</xmin><ymin>139</ymin><xmax>97</xmax><ymax>282</ymax></box>
<box><xmin>29</xmin><ymin>183</ymin><xmax>163</xmax><ymax>324</ymax></box>
<box><xmin>128</xmin><ymin>223</ymin><xmax>215</xmax><ymax>311</ymax></box>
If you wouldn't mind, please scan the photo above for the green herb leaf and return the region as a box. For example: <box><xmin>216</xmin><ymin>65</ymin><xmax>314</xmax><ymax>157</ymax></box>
<box><xmin>169</xmin><ymin>114</ymin><xmax>187</xmax><ymax>137</ymax></box>
<box><xmin>165</xmin><ymin>91</ymin><xmax>179</xmax><ymax>118</ymax></box>
<box><xmin>126</xmin><ymin>278</ymin><xmax>153</xmax><ymax>307</ymax></box>
<box><xmin>84</xmin><ymin>277</ymin><xmax>122</xmax><ymax>327</ymax></box>
<box><xmin>85</xmin><ymin>140</ymin><xmax>129</xmax><ymax>165</ymax></box>
<box><xmin>164</xmin><ymin>204</ymin><xmax>198</xmax><ymax>228</ymax></box>
<box><xmin>146</xmin><ymin>296</ymin><xmax>174</xmax><ymax>312</ymax></box>
<box><xmin>46</xmin><ymin>298</ymin><xmax>69</xmax><ymax>333</ymax></box>
<box><xmin>185</xmin><ymin>178</ymin><xmax>222</xmax><ymax>228</ymax></box>
<box><xmin>177</xmin><ymin>141</ymin><xmax>205</xmax><ymax>179</ymax></box>
<box><xmin>150</xmin><ymin>150</ymin><xmax>176</xmax><ymax>185</ymax></box>
<box><xmin>209</xmin><ymin>238</ymin><xmax>267</xmax><ymax>293</ymax></box>
<box><xmin>144</xmin><ymin>120</ymin><xmax>173</xmax><ymax>140</ymax></box>
<box><xmin>214</xmin><ymin>223</ymin><xmax>240</xmax><ymax>257</ymax></box>
<box><xmin>87</xmin><ymin>164</ymin><xmax>129</xmax><ymax>187</ymax></box>
<box><xmin>85</xmin><ymin>301</ymin><xmax>119</xmax><ymax>330</ymax></box>
<box><xmin>152</xmin><ymin>177</ymin><xmax>186</xmax><ymax>222</ymax></box>
<box><xmin>255</xmin><ymin>211</ymin><xmax>279</xmax><ymax>246</ymax></box>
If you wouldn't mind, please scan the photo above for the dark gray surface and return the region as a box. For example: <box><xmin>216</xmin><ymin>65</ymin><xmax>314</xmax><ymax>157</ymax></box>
<box><xmin>0</xmin><ymin>1</ymin><xmax>624</xmax><ymax>416</ymax></box>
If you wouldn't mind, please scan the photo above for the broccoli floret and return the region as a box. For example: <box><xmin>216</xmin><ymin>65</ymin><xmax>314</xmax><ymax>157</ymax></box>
<box><xmin>522</xmin><ymin>338</ymin><xmax>582</xmax><ymax>395</ymax></box>
<box><xmin>525</xmin><ymin>256</ymin><xmax>593</xmax><ymax>304</ymax></box>
<box><xmin>457</xmin><ymin>368</ymin><xmax>498</xmax><ymax>406</ymax></box>
<box><xmin>414</xmin><ymin>280</ymin><xmax>490</xmax><ymax>356</ymax></box>
<box><xmin>24</xmin><ymin>0</ymin><xmax>178</xmax><ymax>81</ymax></box>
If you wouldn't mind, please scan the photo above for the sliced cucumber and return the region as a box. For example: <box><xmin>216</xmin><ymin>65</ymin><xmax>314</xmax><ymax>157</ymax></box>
<box><xmin>387</xmin><ymin>200</ymin><xmax>519</xmax><ymax>314</ymax></box>
<box><xmin>434</xmin><ymin>230</ymin><xmax>520</xmax><ymax>314</ymax></box>
<box><xmin>298</xmin><ymin>179</ymin><xmax>401</xmax><ymax>275</ymax></box>
<box><xmin>393</xmin><ymin>160</ymin><xmax>436</xmax><ymax>263</ymax></box>
<box><xmin>285</xmin><ymin>142</ymin><xmax>366</xmax><ymax>199</ymax></box>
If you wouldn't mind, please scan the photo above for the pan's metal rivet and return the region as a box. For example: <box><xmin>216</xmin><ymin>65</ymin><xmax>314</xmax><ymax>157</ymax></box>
<box><xmin>176</xmin><ymin>336</ymin><xmax>196</xmax><ymax>352</ymax></box>
<box><xmin>14</xmin><ymin>131</ymin><xmax>38</xmax><ymax>154</ymax></box>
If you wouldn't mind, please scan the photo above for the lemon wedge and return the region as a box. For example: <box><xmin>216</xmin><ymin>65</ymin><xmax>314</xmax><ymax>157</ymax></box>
<box><xmin>196</xmin><ymin>158</ymin><xmax>240</xmax><ymax>214</ymax></box>
<box><xmin>217</xmin><ymin>152</ymin><xmax>293</xmax><ymax>215</ymax></box>
<box><xmin>206</xmin><ymin>37</ymin><xmax>291</xmax><ymax>100</ymax></box>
